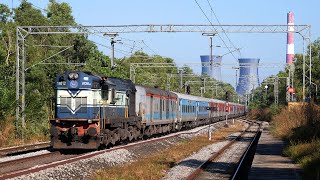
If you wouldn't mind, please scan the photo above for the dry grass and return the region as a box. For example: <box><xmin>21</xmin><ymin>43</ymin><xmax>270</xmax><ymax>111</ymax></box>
<box><xmin>271</xmin><ymin>103</ymin><xmax>320</xmax><ymax>141</ymax></box>
<box><xmin>284</xmin><ymin>140</ymin><xmax>320</xmax><ymax>180</ymax></box>
<box><xmin>0</xmin><ymin>116</ymin><xmax>16</xmax><ymax>147</ymax></box>
<box><xmin>93</xmin><ymin>122</ymin><xmax>244</xmax><ymax>180</ymax></box>
<box><xmin>249</xmin><ymin>108</ymin><xmax>272</xmax><ymax>122</ymax></box>
<box><xmin>271</xmin><ymin>103</ymin><xmax>320</xmax><ymax>179</ymax></box>
<box><xmin>271</xmin><ymin>106</ymin><xmax>306</xmax><ymax>139</ymax></box>
<box><xmin>0</xmin><ymin>116</ymin><xmax>48</xmax><ymax>148</ymax></box>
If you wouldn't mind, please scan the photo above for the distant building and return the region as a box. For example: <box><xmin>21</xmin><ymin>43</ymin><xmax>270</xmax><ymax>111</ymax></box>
<box><xmin>236</xmin><ymin>58</ymin><xmax>260</xmax><ymax>95</ymax></box>
<box><xmin>200</xmin><ymin>55</ymin><xmax>222</xmax><ymax>81</ymax></box>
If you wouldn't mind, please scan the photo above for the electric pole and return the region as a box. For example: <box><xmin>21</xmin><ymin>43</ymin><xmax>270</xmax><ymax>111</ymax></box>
<box><xmin>104</xmin><ymin>33</ymin><xmax>119</xmax><ymax>70</ymax></box>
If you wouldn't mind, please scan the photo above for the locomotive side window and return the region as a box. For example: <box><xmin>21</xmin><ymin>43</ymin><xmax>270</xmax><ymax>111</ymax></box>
<box><xmin>114</xmin><ymin>92</ymin><xmax>127</xmax><ymax>106</ymax></box>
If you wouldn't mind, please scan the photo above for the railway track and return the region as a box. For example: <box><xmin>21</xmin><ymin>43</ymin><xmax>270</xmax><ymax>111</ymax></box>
<box><xmin>0</xmin><ymin>118</ymin><xmax>245</xmax><ymax>179</ymax></box>
<box><xmin>0</xmin><ymin>142</ymin><xmax>50</xmax><ymax>157</ymax></box>
<box><xmin>185</xmin><ymin>121</ymin><xmax>261</xmax><ymax>180</ymax></box>
<box><xmin>0</xmin><ymin>151</ymin><xmax>61</xmax><ymax>174</ymax></box>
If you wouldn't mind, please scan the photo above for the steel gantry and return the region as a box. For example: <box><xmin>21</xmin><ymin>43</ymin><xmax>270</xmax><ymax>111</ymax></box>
<box><xmin>16</xmin><ymin>24</ymin><xmax>312</xmax><ymax>134</ymax></box>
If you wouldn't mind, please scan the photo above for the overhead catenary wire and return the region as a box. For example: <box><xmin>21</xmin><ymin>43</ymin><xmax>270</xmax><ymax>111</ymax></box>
<box><xmin>86</xmin><ymin>30</ymin><xmax>158</xmax><ymax>57</ymax></box>
<box><xmin>194</xmin><ymin>0</ymin><xmax>239</xmax><ymax>61</ymax></box>
<box><xmin>206</xmin><ymin>0</ymin><xmax>241</xmax><ymax>57</ymax></box>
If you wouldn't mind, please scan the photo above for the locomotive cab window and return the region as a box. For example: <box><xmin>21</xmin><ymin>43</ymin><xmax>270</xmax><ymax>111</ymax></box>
<box><xmin>101</xmin><ymin>85</ymin><xmax>109</xmax><ymax>100</ymax></box>
<box><xmin>110</xmin><ymin>88</ymin><xmax>116</xmax><ymax>104</ymax></box>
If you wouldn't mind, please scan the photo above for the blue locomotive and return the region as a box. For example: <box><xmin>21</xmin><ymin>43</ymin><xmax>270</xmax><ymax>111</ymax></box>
<box><xmin>50</xmin><ymin>71</ymin><xmax>245</xmax><ymax>149</ymax></box>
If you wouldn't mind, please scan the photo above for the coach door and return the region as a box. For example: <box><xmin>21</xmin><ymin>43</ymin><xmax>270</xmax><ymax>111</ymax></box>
<box><xmin>150</xmin><ymin>95</ymin><xmax>153</xmax><ymax>121</ymax></box>
<box><xmin>166</xmin><ymin>97</ymin><xmax>169</xmax><ymax>120</ymax></box>
<box><xmin>196</xmin><ymin>101</ymin><xmax>199</xmax><ymax>120</ymax></box>
<box><xmin>160</xmin><ymin>98</ymin><xmax>163</xmax><ymax>120</ymax></box>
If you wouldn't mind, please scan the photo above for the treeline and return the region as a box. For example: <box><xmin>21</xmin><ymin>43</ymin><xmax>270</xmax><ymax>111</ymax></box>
<box><xmin>249</xmin><ymin>38</ymin><xmax>320</xmax><ymax>109</ymax></box>
<box><xmin>0</xmin><ymin>1</ymin><xmax>235</xmax><ymax>145</ymax></box>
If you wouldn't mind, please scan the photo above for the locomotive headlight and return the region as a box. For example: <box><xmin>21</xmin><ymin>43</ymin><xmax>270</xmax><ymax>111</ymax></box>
<box><xmin>68</xmin><ymin>72</ymin><xmax>79</xmax><ymax>80</ymax></box>
<box><xmin>88</xmin><ymin>119</ymin><xmax>92</xmax><ymax>123</ymax></box>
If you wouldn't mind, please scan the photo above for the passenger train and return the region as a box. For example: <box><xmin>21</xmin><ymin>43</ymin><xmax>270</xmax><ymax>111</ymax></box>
<box><xmin>50</xmin><ymin>71</ymin><xmax>245</xmax><ymax>149</ymax></box>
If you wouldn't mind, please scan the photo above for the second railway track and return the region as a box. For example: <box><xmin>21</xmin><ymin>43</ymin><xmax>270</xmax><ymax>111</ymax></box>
<box><xmin>185</xmin><ymin>121</ymin><xmax>261</xmax><ymax>180</ymax></box>
<box><xmin>0</xmin><ymin>142</ymin><xmax>50</xmax><ymax>157</ymax></box>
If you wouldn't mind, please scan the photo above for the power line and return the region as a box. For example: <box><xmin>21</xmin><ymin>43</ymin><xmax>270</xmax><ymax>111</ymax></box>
<box><xmin>194</xmin><ymin>0</ymin><xmax>238</xmax><ymax>61</ymax></box>
<box><xmin>141</xmin><ymin>40</ymin><xmax>158</xmax><ymax>55</ymax></box>
<box><xmin>89</xmin><ymin>39</ymin><xmax>132</xmax><ymax>56</ymax></box>
<box><xmin>206</xmin><ymin>0</ymin><xmax>241</xmax><ymax>57</ymax></box>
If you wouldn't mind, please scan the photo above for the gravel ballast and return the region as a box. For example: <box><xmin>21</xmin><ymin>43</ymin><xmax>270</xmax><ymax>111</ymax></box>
<box><xmin>13</xmin><ymin>149</ymin><xmax>134</xmax><ymax>180</ymax></box>
<box><xmin>8</xmin><ymin>120</ymin><xmax>244</xmax><ymax>179</ymax></box>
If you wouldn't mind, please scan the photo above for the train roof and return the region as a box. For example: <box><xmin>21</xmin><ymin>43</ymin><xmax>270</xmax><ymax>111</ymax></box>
<box><xmin>55</xmin><ymin>71</ymin><xmax>136</xmax><ymax>91</ymax></box>
<box><xmin>136</xmin><ymin>85</ymin><xmax>177</xmax><ymax>98</ymax></box>
<box><xmin>173</xmin><ymin>92</ymin><xmax>219</xmax><ymax>103</ymax></box>
<box><xmin>106</xmin><ymin>77</ymin><xmax>136</xmax><ymax>92</ymax></box>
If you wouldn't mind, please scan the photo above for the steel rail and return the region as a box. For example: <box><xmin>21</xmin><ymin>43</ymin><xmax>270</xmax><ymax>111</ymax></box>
<box><xmin>231</xmin><ymin>122</ymin><xmax>262</xmax><ymax>180</ymax></box>
<box><xmin>185</xmin><ymin>121</ymin><xmax>254</xmax><ymax>180</ymax></box>
<box><xmin>0</xmin><ymin>151</ymin><xmax>60</xmax><ymax>169</ymax></box>
<box><xmin>0</xmin><ymin>117</ymin><xmax>244</xmax><ymax>179</ymax></box>
<box><xmin>0</xmin><ymin>142</ymin><xmax>50</xmax><ymax>157</ymax></box>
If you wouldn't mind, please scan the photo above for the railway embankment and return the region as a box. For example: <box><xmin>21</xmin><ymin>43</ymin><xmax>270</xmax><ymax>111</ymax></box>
<box><xmin>252</xmin><ymin>103</ymin><xmax>320</xmax><ymax>179</ymax></box>
<box><xmin>93</xmin><ymin>120</ymin><xmax>246</xmax><ymax>179</ymax></box>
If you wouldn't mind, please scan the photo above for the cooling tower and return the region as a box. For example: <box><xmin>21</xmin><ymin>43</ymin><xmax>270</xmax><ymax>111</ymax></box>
<box><xmin>236</xmin><ymin>58</ymin><xmax>260</xmax><ymax>95</ymax></box>
<box><xmin>200</xmin><ymin>55</ymin><xmax>222</xmax><ymax>81</ymax></box>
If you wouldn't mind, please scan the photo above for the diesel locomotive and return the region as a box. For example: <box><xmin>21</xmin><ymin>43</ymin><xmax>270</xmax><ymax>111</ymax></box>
<box><xmin>50</xmin><ymin>71</ymin><xmax>245</xmax><ymax>149</ymax></box>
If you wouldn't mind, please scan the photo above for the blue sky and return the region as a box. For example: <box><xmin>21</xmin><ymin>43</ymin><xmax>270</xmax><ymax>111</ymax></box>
<box><xmin>3</xmin><ymin>0</ymin><xmax>319</xmax><ymax>87</ymax></box>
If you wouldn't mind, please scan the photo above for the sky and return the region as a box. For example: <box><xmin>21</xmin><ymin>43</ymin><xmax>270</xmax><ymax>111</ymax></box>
<box><xmin>2</xmin><ymin>0</ymin><xmax>320</xmax><ymax>88</ymax></box>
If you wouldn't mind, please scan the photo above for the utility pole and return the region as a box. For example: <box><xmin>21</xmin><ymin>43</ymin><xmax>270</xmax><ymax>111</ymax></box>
<box><xmin>286</xmin><ymin>77</ymin><xmax>290</xmax><ymax>102</ymax></box>
<box><xmin>274</xmin><ymin>77</ymin><xmax>279</xmax><ymax>105</ymax></box>
<box><xmin>232</xmin><ymin>67</ymin><xmax>240</xmax><ymax>88</ymax></box>
<box><xmin>202</xmin><ymin>33</ymin><xmax>217</xmax><ymax>71</ymax></box>
<box><xmin>180</xmin><ymin>69</ymin><xmax>183</xmax><ymax>89</ymax></box>
<box><xmin>104</xmin><ymin>33</ymin><xmax>119</xmax><ymax>70</ymax></box>
<box><xmin>291</xmin><ymin>61</ymin><xmax>295</xmax><ymax>101</ymax></box>
<box><xmin>203</xmin><ymin>78</ymin><xmax>206</xmax><ymax>93</ymax></box>
<box><xmin>201</xmin><ymin>87</ymin><xmax>206</xmax><ymax>97</ymax></box>
<box><xmin>215</xmin><ymin>83</ymin><xmax>218</xmax><ymax>97</ymax></box>
<box><xmin>210</xmin><ymin>36</ymin><xmax>213</xmax><ymax>70</ymax></box>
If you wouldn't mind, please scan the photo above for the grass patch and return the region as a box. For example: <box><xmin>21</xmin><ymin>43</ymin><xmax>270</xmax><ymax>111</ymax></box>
<box><xmin>284</xmin><ymin>140</ymin><xmax>320</xmax><ymax>179</ymax></box>
<box><xmin>271</xmin><ymin>103</ymin><xmax>320</xmax><ymax>179</ymax></box>
<box><xmin>93</xmin><ymin>122</ymin><xmax>244</xmax><ymax>180</ymax></box>
<box><xmin>0</xmin><ymin>116</ymin><xmax>49</xmax><ymax>148</ymax></box>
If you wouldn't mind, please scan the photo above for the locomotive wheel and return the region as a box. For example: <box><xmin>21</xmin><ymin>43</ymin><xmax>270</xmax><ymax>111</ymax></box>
<box><xmin>103</xmin><ymin>129</ymin><xmax>111</xmax><ymax>145</ymax></box>
<box><xmin>110</xmin><ymin>131</ymin><xmax>117</xmax><ymax>145</ymax></box>
<box><xmin>120</xmin><ymin>128</ymin><xmax>127</xmax><ymax>141</ymax></box>
<box><xmin>144</xmin><ymin>127</ymin><xmax>152</xmax><ymax>137</ymax></box>
<box><xmin>175</xmin><ymin>123</ymin><xmax>182</xmax><ymax>131</ymax></box>
<box><xmin>128</xmin><ymin>126</ymin><xmax>134</xmax><ymax>141</ymax></box>
<box><xmin>156</xmin><ymin>125</ymin><xmax>162</xmax><ymax>134</ymax></box>
<box><xmin>134</xmin><ymin>127</ymin><xmax>141</xmax><ymax>140</ymax></box>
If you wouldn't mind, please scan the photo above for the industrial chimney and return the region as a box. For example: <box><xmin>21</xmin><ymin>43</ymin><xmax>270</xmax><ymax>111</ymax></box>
<box><xmin>286</xmin><ymin>11</ymin><xmax>294</xmax><ymax>64</ymax></box>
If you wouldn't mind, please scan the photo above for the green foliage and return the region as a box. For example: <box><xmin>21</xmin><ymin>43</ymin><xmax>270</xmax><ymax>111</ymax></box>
<box><xmin>272</xmin><ymin>105</ymin><xmax>320</xmax><ymax>179</ymax></box>
<box><xmin>249</xmin><ymin>37</ymin><xmax>320</xmax><ymax>109</ymax></box>
<box><xmin>0</xmin><ymin>1</ymin><xmax>242</xmax><ymax>145</ymax></box>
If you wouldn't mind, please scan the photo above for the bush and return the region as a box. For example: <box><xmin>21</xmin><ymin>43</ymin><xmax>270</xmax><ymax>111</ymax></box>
<box><xmin>272</xmin><ymin>103</ymin><xmax>320</xmax><ymax>179</ymax></box>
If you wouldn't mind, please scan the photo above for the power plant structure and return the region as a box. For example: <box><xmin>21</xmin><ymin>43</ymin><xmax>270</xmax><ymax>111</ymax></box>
<box><xmin>286</xmin><ymin>11</ymin><xmax>295</xmax><ymax>64</ymax></box>
<box><xmin>236</xmin><ymin>58</ymin><xmax>260</xmax><ymax>95</ymax></box>
<box><xmin>200</xmin><ymin>55</ymin><xmax>222</xmax><ymax>81</ymax></box>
